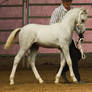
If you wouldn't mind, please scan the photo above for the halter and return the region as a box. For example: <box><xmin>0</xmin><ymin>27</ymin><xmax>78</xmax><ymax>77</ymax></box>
<box><xmin>76</xmin><ymin>8</ymin><xmax>88</xmax><ymax>40</ymax></box>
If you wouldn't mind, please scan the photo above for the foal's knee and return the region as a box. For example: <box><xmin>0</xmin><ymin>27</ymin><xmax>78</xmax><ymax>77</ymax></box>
<box><xmin>67</xmin><ymin>60</ymin><xmax>72</xmax><ymax>67</ymax></box>
<box><xmin>60</xmin><ymin>61</ymin><xmax>65</xmax><ymax>68</ymax></box>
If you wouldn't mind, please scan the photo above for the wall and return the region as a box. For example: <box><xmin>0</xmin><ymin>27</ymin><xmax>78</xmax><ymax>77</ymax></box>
<box><xmin>0</xmin><ymin>0</ymin><xmax>92</xmax><ymax>55</ymax></box>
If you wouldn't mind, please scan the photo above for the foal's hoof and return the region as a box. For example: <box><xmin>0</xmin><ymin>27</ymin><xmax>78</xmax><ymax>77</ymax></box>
<box><xmin>77</xmin><ymin>80</ymin><xmax>86</xmax><ymax>84</ymax></box>
<box><xmin>73</xmin><ymin>80</ymin><xmax>78</xmax><ymax>84</ymax></box>
<box><xmin>10</xmin><ymin>81</ymin><xmax>14</xmax><ymax>85</ymax></box>
<box><xmin>54</xmin><ymin>79</ymin><xmax>59</xmax><ymax>84</ymax></box>
<box><xmin>72</xmin><ymin>77</ymin><xmax>77</xmax><ymax>83</ymax></box>
<box><xmin>39</xmin><ymin>79</ymin><xmax>44</xmax><ymax>84</ymax></box>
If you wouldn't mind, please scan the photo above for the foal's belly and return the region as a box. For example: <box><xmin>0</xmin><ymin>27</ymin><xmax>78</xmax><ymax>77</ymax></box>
<box><xmin>38</xmin><ymin>41</ymin><xmax>59</xmax><ymax>48</ymax></box>
<box><xmin>37</xmin><ymin>37</ymin><xmax>60</xmax><ymax>48</ymax></box>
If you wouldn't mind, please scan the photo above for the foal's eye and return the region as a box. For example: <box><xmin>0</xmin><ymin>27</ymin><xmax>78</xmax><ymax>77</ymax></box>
<box><xmin>81</xmin><ymin>19</ymin><xmax>85</xmax><ymax>23</ymax></box>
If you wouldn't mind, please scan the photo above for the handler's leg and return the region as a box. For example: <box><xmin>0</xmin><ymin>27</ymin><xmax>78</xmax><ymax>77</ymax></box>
<box><xmin>70</xmin><ymin>40</ymin><xmax>81</xmax><ymax>82</ymax></box>
<box><xmin>55</xmin><ymin>53</ymin><xmax>66</xmax><ymax>83</ymax></box>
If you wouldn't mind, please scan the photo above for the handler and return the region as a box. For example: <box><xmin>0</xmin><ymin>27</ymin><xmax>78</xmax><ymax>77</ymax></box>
<box><xmin>50</xmin><ymin>0</ymin><xmax>85</xmax><ymax>83</ymax></box>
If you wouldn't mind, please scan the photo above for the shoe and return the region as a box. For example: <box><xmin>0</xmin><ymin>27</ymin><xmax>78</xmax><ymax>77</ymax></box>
<box><xmin>78</xmin><ymin>80</ymin><xmax>86</xmax><ymax>84</ymax></box>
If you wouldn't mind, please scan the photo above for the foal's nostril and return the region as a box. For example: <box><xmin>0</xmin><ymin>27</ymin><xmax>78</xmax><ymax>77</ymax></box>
<box><xmin>83</xmin><ymin>31</ymin><xmax>85</xmax><ymax>34</ymax></box>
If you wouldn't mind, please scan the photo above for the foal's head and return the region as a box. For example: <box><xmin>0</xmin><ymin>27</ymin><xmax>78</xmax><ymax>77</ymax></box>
<box><xmin>76</xmin><ymin>8</ymin><xmax>88</xmax><ymax>39</ymax></box>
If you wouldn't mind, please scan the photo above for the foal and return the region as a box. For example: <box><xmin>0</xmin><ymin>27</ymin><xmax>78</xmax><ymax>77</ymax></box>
<box><xmin>4</xmin><ymin>8</ymin><xmax>88</xmax><ymax>85</ymax></box>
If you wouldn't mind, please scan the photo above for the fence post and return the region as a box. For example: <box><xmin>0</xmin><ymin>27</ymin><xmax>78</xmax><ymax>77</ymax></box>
<box><xmin>22</xmin><ymin>0</ymin><xmax>25</xmax><ymax>26</ymax></box>
<box><xmin>26</xmin><ymin>0</ymin><xmax>30</xmax><ymax>24</ymax></box>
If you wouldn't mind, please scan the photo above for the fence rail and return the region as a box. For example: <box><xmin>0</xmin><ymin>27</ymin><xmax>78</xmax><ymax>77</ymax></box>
<box><xmin>0</xmin><ymin>17</ymin><xmax>22</xmax><ymax>20</ymax></box>
<box><xmin>29</xmin><ymin>3</ymin><xmax>92</xmax><ymax>6</ymax></box>
<box><xmin>0</xmin><ymin>1</ymin><xmax>25</xmax><ymax>26</ymax></box>
<box><xmin>29</xmin><ymin>16</ymin><xmax>92</xmax><ymax>18</ymax></box>
<box><xmin>0</xmin><ymin>5</ymin><xmax>23</xmax><ymax>7</ymax></box>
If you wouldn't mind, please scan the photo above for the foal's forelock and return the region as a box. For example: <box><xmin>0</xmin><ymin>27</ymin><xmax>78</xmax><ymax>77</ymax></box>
<box><xmin>77</xmin><ymin>8</ymin><xmax>88</xmax><ymax>26</ymax></box>
<box><xmin>76</xmin><ymin>8</ymin><xmax>88</xmax><ymax>33</ymax></box>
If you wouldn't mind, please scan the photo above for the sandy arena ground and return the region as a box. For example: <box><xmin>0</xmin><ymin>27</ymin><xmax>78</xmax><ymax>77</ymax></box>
<box><xmin>0</xmin><ymin>55</ymin><xmax>92</xmax><ymax>92</ymax></box>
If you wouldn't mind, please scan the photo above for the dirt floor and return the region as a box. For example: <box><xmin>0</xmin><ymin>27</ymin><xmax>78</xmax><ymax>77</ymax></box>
<box><xmin>0</xmin><ymin>66</ymin><xmax>92</xmax><ymax>92</ymax></box>
<box><xmin>0</xmin><ymin>55</ymin><xmax>92</xmax><ymax>92</ymax></box>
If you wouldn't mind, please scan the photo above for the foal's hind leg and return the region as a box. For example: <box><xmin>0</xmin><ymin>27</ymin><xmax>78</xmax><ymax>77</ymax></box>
<box><xmin>10</xmin><ymin>48</ymin><xmax>27</xmax><ymax>85</ymax></box>
<box><xmin>27</xmin><ymin>44</ymin><xmax>43</xmax><ymax>83</ymax></box>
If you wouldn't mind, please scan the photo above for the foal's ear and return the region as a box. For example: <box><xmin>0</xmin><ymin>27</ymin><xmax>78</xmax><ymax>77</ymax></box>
<box><xmin>83</xmin><ymin>9</ymin><xmax>88</xmax><ymax>14</ymax></box>
<box><xmin>80</xmin><ymin>8</ymin><xmax>88</xmax><ymax>14</ymax></box>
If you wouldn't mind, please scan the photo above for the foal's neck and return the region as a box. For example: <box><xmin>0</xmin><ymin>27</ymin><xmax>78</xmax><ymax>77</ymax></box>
<box><xmin>61</xmin><ymin>11</ymin><xmax>77</xmax><ymax>32</ymax></box>
<box><xmin>67</xmin><ymin>14</ymin><xmax>76</xmax><ymax>31</ymax></box>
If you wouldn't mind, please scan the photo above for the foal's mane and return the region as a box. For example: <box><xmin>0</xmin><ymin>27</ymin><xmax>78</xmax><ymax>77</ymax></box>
<box><xmin>62</xmin><ymin>8</ymin><xmax>80</xmax><ymax>20</ymax></box>
<box><xmin>61</xmin><ymin>8</ymin><xmax>87</xmax><ymax>23</ymax></box>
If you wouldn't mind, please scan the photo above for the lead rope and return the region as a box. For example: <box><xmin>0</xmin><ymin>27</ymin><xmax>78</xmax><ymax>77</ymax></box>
<box><xmin>76</xmin><ymin>38</ymin><xmax>86</xmax><ymax>60</ymax></box>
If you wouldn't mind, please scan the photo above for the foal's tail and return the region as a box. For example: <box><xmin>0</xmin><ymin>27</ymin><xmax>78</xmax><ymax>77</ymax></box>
<box><xmin>4</xmin><ymin>28</ymin><xmax>21</xmax><ymax>49</ymax></box>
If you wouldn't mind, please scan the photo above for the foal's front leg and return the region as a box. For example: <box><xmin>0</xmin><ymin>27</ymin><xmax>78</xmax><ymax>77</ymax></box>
<box><xmin>62</xmin><ymin>46</ymin><xmax>77</xmax><ymax>82</ymax></box>
<box><xmin>55</xmin><ymin>52</ymin><xmax>66</xmax><ymax>83</ymax></box>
